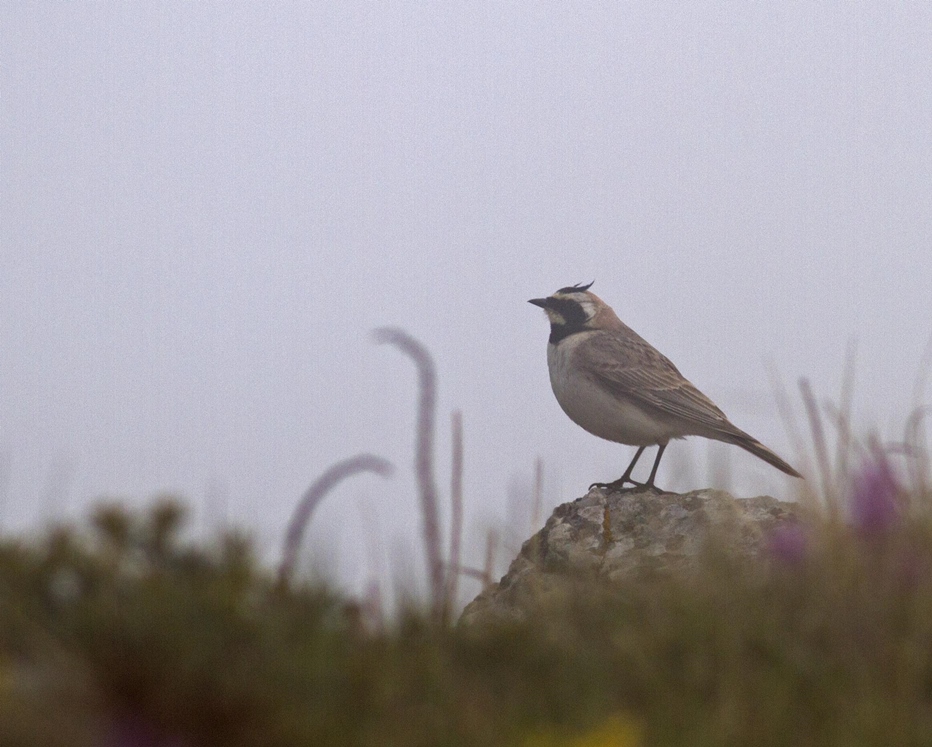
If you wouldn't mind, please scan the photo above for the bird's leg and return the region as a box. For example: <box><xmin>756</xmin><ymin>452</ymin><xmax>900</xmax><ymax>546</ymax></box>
<box><xmin>590</xmin><ymin>446</ymin><xmax>646</xmax><ymax>493</ymax></box>
<box><xmin>642</xmin><ymin>443</ymin><xmax>667</xmax><ymax>493</ymax></box>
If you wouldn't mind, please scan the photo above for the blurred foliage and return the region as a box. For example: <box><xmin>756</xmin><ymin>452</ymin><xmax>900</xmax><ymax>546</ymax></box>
<box><xmin>2</xmin><ymin>479</ymin><xmax>932</xmax><ymax>746</ymax></box>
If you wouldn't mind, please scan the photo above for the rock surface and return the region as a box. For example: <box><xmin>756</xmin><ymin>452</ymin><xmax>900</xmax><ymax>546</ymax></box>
<box><xmin>460</xmin><ymin>487</ymin><xmax>799</xmax><ymax>626</ymax></box>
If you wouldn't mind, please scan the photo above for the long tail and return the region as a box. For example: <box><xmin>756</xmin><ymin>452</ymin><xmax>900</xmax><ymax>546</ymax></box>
<box><xmin>724</xmin><ymin>432</ymin><xmax>802</xmax><ymax>478</ymax></box>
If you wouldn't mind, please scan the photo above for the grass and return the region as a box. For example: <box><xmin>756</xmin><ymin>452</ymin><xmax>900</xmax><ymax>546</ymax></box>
<box><xmin>1</xmin><ymin>453</ymin><xmax>932</xmax><ymax>747</ymax></box>
<box><xmin>3</xmin><ymin>333</ymin><xmax>931</xmax><ymax>745</ymax></box>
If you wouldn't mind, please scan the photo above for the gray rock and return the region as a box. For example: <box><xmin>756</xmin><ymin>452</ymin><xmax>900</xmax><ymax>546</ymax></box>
<box><xmin>460</xmin><ymin>487</ymin><xmax>798</xmax><ymax>626</ymax></box>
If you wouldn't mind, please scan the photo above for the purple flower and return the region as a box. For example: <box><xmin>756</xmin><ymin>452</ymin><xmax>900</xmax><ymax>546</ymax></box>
<box><xmin>849</xmin><ymin>453</ymin><xmax>901</xmax><ymax>535</ymax></box>
<box><xmin>769</xmin><ymin>523</ymin><xmax>809</xmax><ymax>565</ymax></box>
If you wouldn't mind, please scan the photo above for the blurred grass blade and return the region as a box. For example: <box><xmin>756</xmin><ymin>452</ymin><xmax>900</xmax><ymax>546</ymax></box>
<box><xmin>279</xmin><ymin>454</ymin><xmax>393</xmax><ymax>587</ymax></box>
<box><xmin>800</xmin><ymin>377</ymin><xmax>837</xmax><ymax>519</ymax></box>
<box><xmin>374</xmin><ymin>327</ymin><xmax>446</xmax><ymax>620</ymax></box>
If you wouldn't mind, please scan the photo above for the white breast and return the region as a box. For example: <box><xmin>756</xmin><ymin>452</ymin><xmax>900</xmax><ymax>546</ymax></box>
<box><xmin>546</xmin><ymin>334</ymin><xmax>680</xmax><ymax>446</ymax></box>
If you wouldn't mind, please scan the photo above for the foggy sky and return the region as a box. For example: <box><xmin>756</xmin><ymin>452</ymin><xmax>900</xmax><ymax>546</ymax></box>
<box><xmin>3</xmin><ymin>3</ymin><xmax>931</xmax><ymax>599</ymax></box>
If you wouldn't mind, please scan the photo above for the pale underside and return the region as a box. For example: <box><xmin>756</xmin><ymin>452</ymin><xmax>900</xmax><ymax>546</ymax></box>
<box><xmin>546</xmin><ymin>328</ymin><xmax>746</xmax><ymax>447</ymax></box>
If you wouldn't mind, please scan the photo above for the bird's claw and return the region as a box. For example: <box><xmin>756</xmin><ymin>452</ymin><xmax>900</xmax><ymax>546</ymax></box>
<box><xmin>589</xmin><ymin>479</ymin><xmax>643</xmax><ymax>494</ymax></box>
<box><xmin>589</xmin><ymin>479</ymin><xmax>664</xmax><ymax>495</ymax></box>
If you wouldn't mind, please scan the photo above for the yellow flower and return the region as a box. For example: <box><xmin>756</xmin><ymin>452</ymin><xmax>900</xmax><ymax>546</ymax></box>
<box><xmin>522</xmin><ymin>714</ymin><xmax>642</xmax><ymax>747</ymax></box>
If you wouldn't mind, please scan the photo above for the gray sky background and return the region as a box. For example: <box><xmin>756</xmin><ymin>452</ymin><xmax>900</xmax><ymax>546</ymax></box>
<box><xmin>3</xmin><ymin>3</ymin><xmax>931</xmax><ymax>601</ymax></box>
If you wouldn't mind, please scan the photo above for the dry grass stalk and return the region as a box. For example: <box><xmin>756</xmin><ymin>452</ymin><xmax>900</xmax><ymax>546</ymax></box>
<box><xmin>832</xmin><ymin>340</ymin><xmax>858</xmax><ymax>493</ymax></box>
<box><xmin>445</xmin><ymin>410</ymin><xmax>464</xmax><ymax>622</ymax></box>
<box><xmin>800</xmin><ymin>377</ymin><xmax>839</xmax><ymax>520</ymax></box>
<box><xmin>907</xmin><ymin>333</ymin><xmax>932</xmax><ymax>501</ymax></box>
<box><xmin>482</xmin><ymin>529</ymin><xmax>500</xmax><ymax>591</ymax></box>
<box><xmin>278</xmin><ymin>454</ymin><xmax>393</xmax><ymax>587</ymax></box>
<box><xmin>0</xmin><ymin>450</ymin><xmax>10</xmax><ymax>529</ymax></box>
<box><xmin>905</xmin><ymin>407</ymin><xmax>931</xmax><ymax>503</ymax></box>
<box><xmin>767</xmin><ymin>362</ymin><xmax>817</xmax><ymax>509</ymax></box>
<box><xmin>532</xmin><ymin>457</ymin><xmax>543</xmax><ymax>533</ymax></box>
<box><xmin>374</xmin><ymin>327</ymin><xmax>446</xmax><ymax>619</ymax></box>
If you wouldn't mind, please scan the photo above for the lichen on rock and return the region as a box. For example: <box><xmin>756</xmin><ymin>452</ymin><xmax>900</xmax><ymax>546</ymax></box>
<box><xmin>460</xmin><ymin>487</ymin><xmax>799</xmax><ymax>626</ymax></box>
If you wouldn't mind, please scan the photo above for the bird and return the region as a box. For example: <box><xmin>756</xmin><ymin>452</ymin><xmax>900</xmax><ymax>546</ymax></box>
<box><xmin>529</xmin><ymin>282</ymin><xmax>801</xmax><ymax>492</ymax></box>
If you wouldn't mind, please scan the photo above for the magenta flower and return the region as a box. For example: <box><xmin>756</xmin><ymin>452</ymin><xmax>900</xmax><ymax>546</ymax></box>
<box><xmin>849</xmin><ymin>453</ymin><xmax>901</xmax><ymax>535</ymax></box>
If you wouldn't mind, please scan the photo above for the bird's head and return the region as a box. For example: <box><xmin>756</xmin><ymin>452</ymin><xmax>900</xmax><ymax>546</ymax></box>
<box><xmin>529</xmin><ymin>281</ymin><xmax>601</xmax><ymax>325</ymax></box>
<box><xmin>529</xmin><ymin>282</ymin><xmax>613</xmax><ymax>343</ymax></box>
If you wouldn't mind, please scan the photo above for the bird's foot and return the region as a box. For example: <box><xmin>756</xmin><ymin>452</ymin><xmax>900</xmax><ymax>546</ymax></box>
<box><xmin>589</xmin><ymin>479</ymin><xmax>643</xmax><ymax>494</ymax></box>
<box><xmin>589</xmin><ymin>479</ymin><xmax>664</xmax><ymax>495</ymax></box>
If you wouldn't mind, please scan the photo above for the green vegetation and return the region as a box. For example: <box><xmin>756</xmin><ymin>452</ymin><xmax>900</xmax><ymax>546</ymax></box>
<box><xmin>1</xmin><ymin>453</ymin><xmax>931</xmax><ymax>747</ymax></box>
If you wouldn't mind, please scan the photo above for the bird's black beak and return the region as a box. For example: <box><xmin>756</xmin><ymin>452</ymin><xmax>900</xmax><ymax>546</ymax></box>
<box><xmin>528</xmin><ymin>297</ymin><xmax>550</xmax><ymax>308</ymax></box>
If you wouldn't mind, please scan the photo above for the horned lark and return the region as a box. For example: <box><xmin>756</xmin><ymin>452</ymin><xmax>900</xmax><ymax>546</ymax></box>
<box><xmin>529</xmin><ymin>282</ymin><xmax>801</xmax><ymax>492</ymax></box>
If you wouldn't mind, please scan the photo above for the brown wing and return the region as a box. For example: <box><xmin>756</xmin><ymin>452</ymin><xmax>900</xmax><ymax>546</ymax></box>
<box><xmin>581</xmin><ymin>325</ymin><xmax>746</xmax><ymax>438</ymax></box>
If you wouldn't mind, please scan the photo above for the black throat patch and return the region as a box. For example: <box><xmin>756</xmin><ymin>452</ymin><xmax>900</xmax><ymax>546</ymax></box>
<box><xmin>547</xmin><ymin>297</ymin><xmax>590</xmax><ymax>344</ymax></box>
